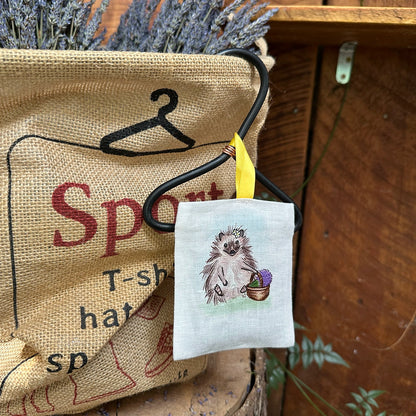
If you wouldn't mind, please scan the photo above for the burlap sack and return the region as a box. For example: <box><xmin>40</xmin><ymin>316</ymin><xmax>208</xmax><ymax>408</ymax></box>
<box><xmin>0</xmin><ymin>49</ymin><xmax>271</xmax><ymax>415</ymax></box>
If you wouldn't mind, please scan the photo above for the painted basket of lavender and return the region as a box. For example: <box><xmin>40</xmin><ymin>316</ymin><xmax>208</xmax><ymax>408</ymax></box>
<box><xmin>246</xmin><ymin>269</ymin><xmax>272</xmax><ymax>301</ymax></box>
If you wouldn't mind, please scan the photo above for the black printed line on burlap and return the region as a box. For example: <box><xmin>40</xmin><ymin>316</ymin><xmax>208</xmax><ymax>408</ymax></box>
<box><xmin>0</xmin><ymin>353</ymin><xmax>38</xmax><ymax>398</ymax></box>
<box><xmin>7</xmin><ymin>134</ymin><xmax>229</xmax><ymax>331</ymax></box>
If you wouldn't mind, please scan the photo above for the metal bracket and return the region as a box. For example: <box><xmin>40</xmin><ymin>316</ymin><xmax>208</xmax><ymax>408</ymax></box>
<box><xmin>336</xmin><ymin>41</ymin><xmax>357</xmax><ymax>84</ymax></box>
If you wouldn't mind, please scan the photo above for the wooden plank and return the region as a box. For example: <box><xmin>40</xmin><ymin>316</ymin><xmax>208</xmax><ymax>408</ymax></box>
<box><xmin>270</xmin><ymin>5</ymin><xmax>416</xmax><ymax>25</ymax></box>
<box><xmin>283</xmin><ymin>45</ymin><xmax>416</xmax><ymax>415</ymax></box>
<box><xmin>267</xmin><ymin>5</ymin><xmax>416</xmax><ymax>48</ymax></box>
<box><xmin>329</xmin><ymin>0</ymin><xmax>416</xmax><ymax>6</ymax></box>
<box><xmin>257</xmin><ymin>42</ymin><xmax>316</xmax><ymax>203</ymax></box>
<box><xmin>259</xmin><ymin>40</ymin><xmax>319</xmax><ymax>415</ymax></box>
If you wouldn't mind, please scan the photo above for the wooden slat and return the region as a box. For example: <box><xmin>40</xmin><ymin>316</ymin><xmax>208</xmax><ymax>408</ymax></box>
<box><xmin>283</xmin><ymin>45</ymin><xmax>416</xmax><ymax>415</ymax></box>
<box><xmin>259</xmin><ymin>39</ymin><xmax>318</xmax><ymax>416</ymax></box>
<box><xmin>267</xmin><ymin>5</ymin><xmax>416</xmax><ymax>48</ymax></box>
<box><xmin>257</xmin><ymin>42</ymin><xmax>316</xmax><ymax>203</ymax></box>
<box><xmin>271</xmin><ymin>5</ymin><xmax>416</xmax><ymax>24</ymax></box>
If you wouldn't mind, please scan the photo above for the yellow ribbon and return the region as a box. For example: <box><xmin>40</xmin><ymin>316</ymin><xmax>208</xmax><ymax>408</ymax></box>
<box><xmin>229</xmin><ymin>132</ymin><xmax>255</xmax><ymax>199</ymax></box>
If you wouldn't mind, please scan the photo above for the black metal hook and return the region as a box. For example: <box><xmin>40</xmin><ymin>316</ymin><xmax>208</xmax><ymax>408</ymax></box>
<box><xmin>143</xmin><ymin>48</ymin><xmax>303</xmax><ymax>233</ymax></box>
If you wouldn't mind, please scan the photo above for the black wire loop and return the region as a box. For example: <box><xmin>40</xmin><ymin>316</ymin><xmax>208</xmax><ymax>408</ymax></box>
<box><xmin>143</xmin><ymin>48</ymin><xmax>303</xmax><ymax>233</ymax></box>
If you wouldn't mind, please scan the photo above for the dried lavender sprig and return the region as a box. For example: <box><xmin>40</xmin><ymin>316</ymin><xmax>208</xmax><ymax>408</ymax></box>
<box><xmin>18</xmin><ymin>0</ymin><xmax>38</xmax><ymax>48</ymax></box>
<box><xmin>107</xmin><ymin>0</ymin><xmax>278</xmax><ymax>55</ymax></box>
<box><xmin>204</xmin><ymin>0</ymin><xmax>259</xmax><ymax>53</ymax></box>
<box><xmin>173</xmin><ymin>0</ymin><xmax>204</xmax><ymax>53</ymax></box>
<box><xmin>231</xmin><ymin>10</ymin><xmax>275</xmax><ymax>49</ymax></box>
<box><xmin>107</xmin><ymin>0</ymin><xmax>145</xmax><ymax>51</ymax></box>
<box><xmin>205</xmin><ymin>1</ymin><xmax>274</xmax><ymax>54</ymax></box>
<box><xmin>79</xmin><ymin>0</ymin><xmax>108</xmax><ymax>50</ymax></box>
<box><xmin>146</xmin><ymin>0</ymin><xmax>177</xmax><ymax>52</ymax></box>
<box><xmin>107</xmin><ymin>0</ymin><xmax>160</xmax><ymax>51</ymax></box>
<box><xmin>179</xmin><ymin>0</ymin><xmax>215</xmax><ymax>54</ymax></box>
<box><xmin>212</xmin><ymin>0</ymin><xmax>245</xmax><ymax>29</ymax></box>
<box><xmin>162</xmin><ymin>0</ymin><xmax>193</xmax><ymax>53</ymax></box>
<box><xmin>0</xmin><ymin>0</ymin><xmax>108</xmax><ymax>50</ymax></box>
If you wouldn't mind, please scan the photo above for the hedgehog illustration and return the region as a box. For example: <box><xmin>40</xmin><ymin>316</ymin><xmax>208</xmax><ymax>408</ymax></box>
<box><xmin>201</xmin><ymin>226</ymin><xmax>258</xmax><ymax>305</ymax></box>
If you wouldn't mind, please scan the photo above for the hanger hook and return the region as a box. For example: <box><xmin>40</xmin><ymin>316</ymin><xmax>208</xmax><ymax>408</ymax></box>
<box><xmin>218</xmin><ymin>49</ymin><xmax>269</xmax><ymax>140</ymax></box>
<box><xmin>143</xmin><ymin>49</ymin><xmax>303</xmax><ymax>233</ymax></box>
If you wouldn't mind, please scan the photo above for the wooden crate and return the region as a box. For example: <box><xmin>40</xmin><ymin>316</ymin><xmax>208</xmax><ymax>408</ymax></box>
<box><xmin>262</xmin><ymin>1</ymin><xmax>416</xmax><ymax>415</ymax></box>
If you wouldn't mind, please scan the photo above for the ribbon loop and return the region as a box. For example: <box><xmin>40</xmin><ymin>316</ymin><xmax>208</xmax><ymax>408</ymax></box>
<box><xmin>229</xmin><ymin>132</ymin><xmax>255</xmax><ymax>199</ymax></box>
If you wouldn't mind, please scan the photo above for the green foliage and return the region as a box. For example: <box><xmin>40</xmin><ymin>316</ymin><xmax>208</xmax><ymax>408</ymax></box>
<box><xmin>266</xmin><ymin>326</ymin><xmax>348</xmax><ymax>394</ymax></box>
<box><xmin>265</xmin><ymin>327</ymin><xmax>348</xmax><ymax>396</ymax></box>
<box><xmin>294</xmin><ymin>322</ymin><xmax>307</xmax><ymax>331</ymax></box>
<box><xmin>265</xmin><ymin>325</ymin><xmax>399</xmax><ymax>415</ymax></box>
<box><xmin>345</xmin><ymin>388</ymin><xmax>400</xmax><ymax>416</ymax></box>
<box><xmin>288</xmin><ymin>335</ymin><xmax>349</xmax><ymax>370</ymax></box>
<box><xmin>265</xmin><ymin>350</ymin><xmax>285</xmax><ymax>397</ymax></box>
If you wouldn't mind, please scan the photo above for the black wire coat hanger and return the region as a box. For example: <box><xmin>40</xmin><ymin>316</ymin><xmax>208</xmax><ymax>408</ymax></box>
<box><xmin>143</xmin><ymin>48</ymin><xmax>303</xmax><ymax>233</ymax></box>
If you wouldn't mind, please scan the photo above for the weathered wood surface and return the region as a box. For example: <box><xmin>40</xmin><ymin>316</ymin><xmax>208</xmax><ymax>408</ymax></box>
<box><xmin>283</xmin><ymin>39</ymin><xmax>416</xmax><ymax>416</ymax></box>
<box><xmin>267</xmin><ymin>4</ymin><xmax>416</xmax><ymax>48</ymax></box>
<box><xmin>260</xmin><ymin>1</ymin><xmax>322</xmax><ymax>412</ymax></box>
<box><xmin>259</xmin><ymin>40</ymin><xmax>318</xmax><ymax>416</ymax></box>
<box><xmin>329</xmin><ymin>0</ymin><xmax>416</xmax><ymax>6</ymax></box>
<box><xmin>271</xmin><ymin>4</ymin><xmax>416</xmax><ymax>24</ymax></box>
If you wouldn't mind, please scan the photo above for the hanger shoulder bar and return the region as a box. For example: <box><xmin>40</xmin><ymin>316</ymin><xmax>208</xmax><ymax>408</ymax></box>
<box><xmin>143</xmin><ymin>153</ymin><xmax>229</xmax><ymax>232</ymax></box>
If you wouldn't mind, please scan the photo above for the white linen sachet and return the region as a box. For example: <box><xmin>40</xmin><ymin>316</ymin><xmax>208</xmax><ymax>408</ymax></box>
<box><xmin>173</xmin><ymin>198</ymin><xmax>295</xmax><ymax>360</ymax></box>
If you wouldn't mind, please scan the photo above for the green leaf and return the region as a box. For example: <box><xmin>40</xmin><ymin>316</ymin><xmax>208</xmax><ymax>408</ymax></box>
<box><xmin>302</xmin><ymin>335</ymin><xmax>313</xmax><ymax>352</ymax></box>
<box><xmin>346</xmin><ymin>403</ymin><xmax>363</xmax><ymax>415</ymax></box>
<box><xmin>288</xmin><ymin>342</ymin><xmax>300</xmax><ymax>354</ymax></box>
<box><xmin>268</xmin><ymin>371</ymin><xmax>281</xmax><ymax>390</ymax></box>
<box><xmin>367</xmin><ymin>397</ymin><xmax>379</xmax><ymax>408</ymax></box>
<box><xmin>359</xmin><ymin>387</ymin><xmax>368</xmax><ymax>399</ymax></box>
<box><xmin>367</xmin><ymin>390</ymin><xmax>386</xmax><ymax>400</ymax></box>
<box><xmin>266</xmin><ymin>359</ymin><xmax>276</xmax><ymax>376</ymax></box>
<box><xmin>376</xmin><ymin>412</ymin><xmax>386</xmax><ymax>416</ymax></box>
<box><xmin>324</xmin><ymin>350</ymin><xmax>350</xmax><ymax>367</ymax></box>
<box><xmin>314</xmin><ymin>335</ymin><xmax>325</xmax><ymax>351</ymax></box>
<box><xmin>323</xmin><ymin>343</ymin><xmax>333</xmax><ymax>352</ymax></box>
<box><xmin>288</xmin><ymin>343</ymin><xmax>300</xmax><ymax>369</ymax></box>
<box><xmin>302</xmin><ymin>350</ymin><xmax>313</xmax><ymax>369</ymax></box>
<box><xmin>352</xmin><ymin>392</ymin><xmax>365</xmax><ymax>404</ymax></box>
<box><xmin>294</xmin><ymin>322</ymin><xmax>307</xmax><ymax>331</ymax></box>
<box><xmin>361</xmin><ymin>401</ymin><xmax>374</xmax><ymax>413</ymax></box>
<box><xmin>365</xmin><ymin>409</ymin><xmax>373</xmax><ymax>416</ymax></box>
<box><xmin>265</xmin><ymin>350</ymin><xmax>278</xmax><ymax>368</ymax></box>
<box><xmin>271</xmin><ymin>366</ymin><xmax>286</xmax><ymax>386</ymax></box>
<box><xmin>265</xmin><ymin>352</ymin><xmax>281</xmax><ymax>385</ymax></box>
<box><xmin>314</xmin><ymin>351</ymin><xmax>325</xmax><ymax>369</ymax></box>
